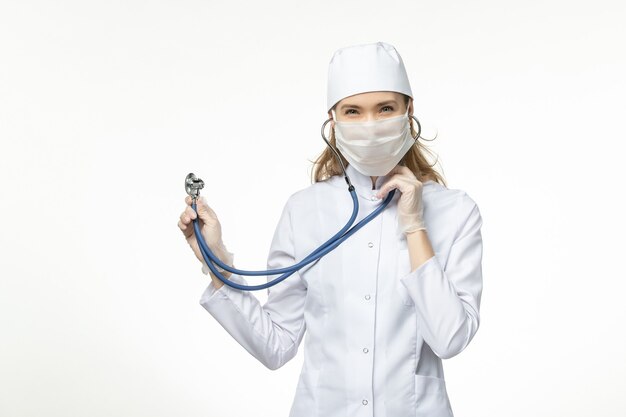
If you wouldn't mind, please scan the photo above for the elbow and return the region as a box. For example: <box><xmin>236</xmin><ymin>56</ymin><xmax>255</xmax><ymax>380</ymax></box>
<box><xmin>256</xmin><ymin>351</ymin><xmax>284</xmax><ymax>371</ymax></box>
<box><xmin>258</xmin><ymin>340</ymin><xmax>300</xmax><ymax>371</ymax></box>
<box><xmin>432</xmin><ymin>345</ymin><xmax>463</xmax><ymax>360</ymax></box>
<box><xmin>430</xmin><ymin>338</ymin><xmax>464</xmax><ymax>359</ymax></box>
<box><xmin>262</xmin><ymin>361</ymin><xmax>282</xmax><ymax>371</ymax></box>
<box><xmin>260</xmin><ymin>352</ymin><xmax>295</xmax><ymax>371</ymax></box>
<box><xmin>254</xmin><ymin>348</ymin><xmax>285</xmax><ymax>371</ymax></box>
<box><xmin>431</xmin><ymin>316</ymin><xmax>480</xmax><ymax>360</ymax></box>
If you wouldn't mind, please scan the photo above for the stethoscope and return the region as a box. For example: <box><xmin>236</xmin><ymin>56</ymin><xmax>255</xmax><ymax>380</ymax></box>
<box><xmin>186</xmin><ymin>115</ymin><xmax>423</xmax><ymax>291</ymax></box>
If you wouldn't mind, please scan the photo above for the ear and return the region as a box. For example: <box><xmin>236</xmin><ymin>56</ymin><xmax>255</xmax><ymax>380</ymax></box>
<box><xmin>408</xmin><ymin>98</ymin><xmax>413</xmax><ymax>116</ymax></box>
<box><xmin>328</xmin><ymin>110</ymin><xmax>335</xmax><ymax>129</ymax></box>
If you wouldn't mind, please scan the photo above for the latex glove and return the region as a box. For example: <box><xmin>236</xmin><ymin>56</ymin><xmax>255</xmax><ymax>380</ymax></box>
<box><xmin>375</xmin><ymin>165</ymin><xmax>427</xmax><ymax>235</ymax></box>
<box><xmin>200</xmin><ymin>249</ymin><xmax>234</xmax><ymax>275</ymax></box>
<box><xmin>179</xmin><ymin>195</ymin><xmax>234</xmax><ymax>275</ymax></box>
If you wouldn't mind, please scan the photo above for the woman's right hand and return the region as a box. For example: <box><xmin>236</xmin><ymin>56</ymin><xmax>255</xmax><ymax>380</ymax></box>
<box><xmin>178</xmin><ymin>195</ymin><xmax>227</xmax><ymax>267</ymax></box>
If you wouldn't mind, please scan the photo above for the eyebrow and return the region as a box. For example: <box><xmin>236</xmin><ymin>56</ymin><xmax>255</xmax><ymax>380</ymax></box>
<box><xmin>339</xmin><ymin>100</ymin><xmax>398</xmax><ymax>110</ymax></box>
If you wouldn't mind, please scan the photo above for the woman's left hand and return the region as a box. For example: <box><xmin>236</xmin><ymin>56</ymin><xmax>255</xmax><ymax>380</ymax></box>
<box><xmin>375</xmin><ymin>165</ymin><xmax>427</xmax><ymax>234</ymax></box>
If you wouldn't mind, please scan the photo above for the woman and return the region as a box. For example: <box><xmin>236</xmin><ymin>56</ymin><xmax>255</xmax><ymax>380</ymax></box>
<box><xmin>177</xmin><ymin>41</ymin><xmax>483</xmax><ymax>417</ymax></box>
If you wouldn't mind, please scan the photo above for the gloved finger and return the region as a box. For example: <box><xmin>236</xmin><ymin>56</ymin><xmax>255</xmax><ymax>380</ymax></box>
<box><xmin>396</xmin><ymin>177</ymin><xmax>421</xmax><ymax>198</ymax></box>
<box><xmin>185</xmin><ymin>195</ymin><xmax>205</xmax><ymax>207</ymax></box>
<box><xmin>196</xmin><ymin>197</ymin><xmax>218</xmax><ymax>222</ymax></box>
<box><xmin>376</xmin><ymin>179</ymin><xmax>398</xmax><ymax>199</ymax></box>
<box><xmin>185</xmin><ymin>205</ymin><xmax>197</xmax><ymax>220</ymax></box>
<box><xmin>396</xmin><ymin>165</ymin><xmax>414</xmax><ymax>176</ymax></box>
<box><xmin>386</xmin><ymin>165</ymin><xmax>402</xmax><ymax>176</ymax></box>
<box><xmin>178</xmin><ymin>219</ymin><xmax>195</xmax><ymax>238</ymax></box>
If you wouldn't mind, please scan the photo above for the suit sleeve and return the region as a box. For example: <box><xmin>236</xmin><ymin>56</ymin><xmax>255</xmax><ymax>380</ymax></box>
<box><xmin>399</xmin><ymin>192</ymin><xmax>484</xmax><ymax>359</ymax></box>
<box><xmin>198</xmin><ymin>196</ymin><xmax>307</xmax><ymax>370</ymax></box>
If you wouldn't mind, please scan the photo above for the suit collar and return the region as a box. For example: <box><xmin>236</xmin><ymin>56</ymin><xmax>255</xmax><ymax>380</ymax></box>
<box><xmin>346</xmin><ymin>163</ymin><xmax>391</xmax><ymax>192</ymax></box>
<box><xmin>330</xmin><ymin>163</ymin><xmax>437</xmax><ymax>201</ymax></box>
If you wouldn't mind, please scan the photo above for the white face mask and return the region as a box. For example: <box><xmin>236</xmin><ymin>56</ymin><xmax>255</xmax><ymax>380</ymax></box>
<box><xmin>332</xmin><ymin>108</ymin><xmax>415</xmax><ymax>176</ymax></box>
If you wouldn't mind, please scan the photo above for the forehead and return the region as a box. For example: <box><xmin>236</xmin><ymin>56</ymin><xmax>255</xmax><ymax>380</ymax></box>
<box><xmin>337</xmin><ymin>91</ymin><xmax>404</xmax><ymax>108</ymax></box>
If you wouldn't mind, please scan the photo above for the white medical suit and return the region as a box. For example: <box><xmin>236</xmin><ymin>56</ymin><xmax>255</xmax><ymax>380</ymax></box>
<box><xmin>200</xmin><ymin>163</ymin><xmax>484</xmax><ymax>417</ymax></box>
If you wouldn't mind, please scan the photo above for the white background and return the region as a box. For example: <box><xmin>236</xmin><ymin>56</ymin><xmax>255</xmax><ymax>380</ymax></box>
<box><xmin>1</xmin><ymin>1</ymin><xmax>625</xmax><ymax>416</ymax></box>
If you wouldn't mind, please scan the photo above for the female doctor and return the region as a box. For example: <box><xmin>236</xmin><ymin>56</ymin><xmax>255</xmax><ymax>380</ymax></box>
<box><xmin>177</xmin><ymin>41</ymin><xmax>483</xmax><ymax>417</ymax></box>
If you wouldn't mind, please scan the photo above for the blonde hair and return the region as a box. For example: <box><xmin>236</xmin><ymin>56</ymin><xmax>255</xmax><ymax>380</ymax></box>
<box><xmin>309</xmin><ymin>94</ymin><xmax>447</xmax><ymax>187</ymax></box>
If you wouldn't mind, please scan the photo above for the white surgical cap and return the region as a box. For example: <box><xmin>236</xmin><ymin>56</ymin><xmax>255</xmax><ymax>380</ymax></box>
<box><xmin>326</xmin><ymin>41</ymin><xmax>413</xmax><ymax>113</ymax></box>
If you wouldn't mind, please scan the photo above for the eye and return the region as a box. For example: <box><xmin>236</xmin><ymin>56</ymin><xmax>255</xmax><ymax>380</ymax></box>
<box><xmin>381</xmin><ymin>106</ymin><xmax>394</xmax><ymax>112</ymax></box>
<box><xmin>344</xmin><ymin>109</ymin><xmax>358</xmax><ymax>115</ymax></box>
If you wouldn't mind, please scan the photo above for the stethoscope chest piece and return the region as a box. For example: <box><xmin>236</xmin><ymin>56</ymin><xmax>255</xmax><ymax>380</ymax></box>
<box><xmin>185</xmin><ymin>172</ymin><xmax>205</xmax><ymax>202</ymax></box>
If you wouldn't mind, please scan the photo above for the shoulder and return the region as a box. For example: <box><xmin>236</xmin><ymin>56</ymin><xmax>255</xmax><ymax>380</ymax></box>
<box><xmin>423</xmin><ymin>181</ymin><xmax>464</xmax><ymax>206</ymax></box>
<box><xmin>285</xmin><ymin>176</ymin><xmax>341</xmax><ymax>206</ymax></box>
<box><xmin>425</xmin><ymin>182</ymin><xmax>482</xmax><ymax>230</ymax></box>
<box><xmin>445</xmin><ymin>187</ymin><xmax>482</xmax><ymax>238</ymax></box>
<box><xmin>426</xmin><ymin>181</ymin><xmax>479</xmax><ymax>207</ymax></box>
<box><xmin>277</xmin><ymin>177</ymin><xmax>339</xmax><ymax>220</ymax></box>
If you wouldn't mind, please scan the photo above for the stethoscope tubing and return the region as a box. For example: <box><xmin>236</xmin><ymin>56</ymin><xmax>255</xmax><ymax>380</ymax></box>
<box><xmin>192</xmin><ymin>187</ymin><xmax>396</xmax><ymax>291</ymax></box>
<box><xmin>189</xmin><ymin>113</ymin><xmax>420</xmax><ymax>292</ymax></box>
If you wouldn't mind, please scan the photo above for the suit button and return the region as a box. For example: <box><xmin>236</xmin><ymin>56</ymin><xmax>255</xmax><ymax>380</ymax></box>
<box><xmin>368</xmin><ymin>242</ymin><xmax>374</xmax><ymax>248</ymax></box>
<box><xmin>364</xmin><ymin>294</ymin><xmax>371</xmax><ymax>300</ymax></box>
<box><xmin>362</xmin><ymin>399</ymin><xmax>368</xmax><ymax>405</ymax></box>
<box><xmin>363</xmin><ymin>347</ymin><xmax>369</xmax><ymax>353</ymax></box>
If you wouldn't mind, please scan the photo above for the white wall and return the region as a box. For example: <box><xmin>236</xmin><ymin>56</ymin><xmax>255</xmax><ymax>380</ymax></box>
<box><xmin>1</xmin><ymin>0</ymin><xmax>624</xmax><ymax>416</ymax></box>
